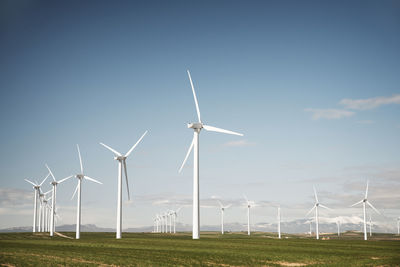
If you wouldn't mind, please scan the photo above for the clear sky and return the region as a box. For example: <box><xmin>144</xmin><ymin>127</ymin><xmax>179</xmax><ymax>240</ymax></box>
<box><xmin>0</xmin><ymin>0</ymin><xmax>399</xmax><ymax>231</ymax></box>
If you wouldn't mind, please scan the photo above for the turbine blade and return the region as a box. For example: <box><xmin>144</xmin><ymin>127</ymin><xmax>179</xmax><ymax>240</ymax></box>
<box><xmin>242</xmin><ymin>194</ymin><xmax>249</xmax><ymax>204</ymax></box>
<box><xmin>225</xmin><ymin>204</ymin><xmax>232</xmax><ymax>209</ymax></box>
<box><xmin>365</xmin><ymin>180</ymin><xmax>369</xmax><ymax>199</ymax></box>
<box><xmin>39</xmin><ymin>173</ymin><xmax>50</xmax><ymax>186</ymax></box>
<box><xmin>313</xmin><ymin>186</ymin><xmax>319</xmax><ymax>203</ymax></box>
<box><xmin>366</xmin><ymin>201</ymin><xmax>381</xmax><ymax>215</ymax></box>
<box><xmin>178</xmin><ymin>135</ymin><xmax>194</xmax><ymax>173</ymax></box>
<box><xmin>319</xmin><ymin>204</ymin><xmax>332</xmax><ymax>211</ymax></box>
<box><xmin>25</xmin><ymin>179</ymin><xmax>37</xmax><ymax>186</ymax></box>
<box><xmin>203</xmin><ymin>124</ymin><xmax>243</xmax><ymax>136</ymax></box>
<box><xmin>58</xmin><ymin>175</ymin><xmax>73</xmax><ymax>184</ymax></box>
<box><xmin>84</xmin><ymin>176</ymin><xmax>103</xmax><ymax>185</ymax></box>
<box><xmin>45</xmin><ymin>164</ymin><xmax>56</xmax><ymax>182</ymax></box>
<box><xmin>350</xmin><ymin>199</ymin><xmax>363</xmax><ymax>207</ymax></box>
<box><xmin>123</xmin><ymin>160</ymin><xmax>130</xmax><ymax>200</ymax></box>
<box><xmin>99</xmin><ymin>142</ymin><xmax>122</xmax><ymax>157</ymax></box>
<box><xmin>77</xmin><ymin>144</ymin><xmax>83</xmax><ymax>174</ymax></box>
<box><xmin>187</xmin><ymin>70</ymin><xmax>201</xmax><ymax>123</ymax></box>
<box><xmin>43</xmin><ymin>189</ymin><xmax>52</xmax><ymax>195</ymax></box>
<box><xmin>125</xmin><ymin>130</ymin><xmax>148</xmax><ymax>157</ymax></box>
<box><xmin>306</xmin><ymin>205</ymin><xmax>316</xmax><ymax>216</ymax></box>
<box><xmin>71</xmin><ymin>183</ymin><xmax>79</xmax><ymax>200</ymax></box>
<box><xmin>217</xmin><ymin>200</ymin><xmax>223</xmax><ymax>208</ymax></box>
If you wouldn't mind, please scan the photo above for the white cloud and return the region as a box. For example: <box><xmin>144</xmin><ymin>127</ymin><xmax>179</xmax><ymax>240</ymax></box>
<box><xmin>340</xmin><ymin>94</ymin><xmax>400</xmax><ymax>110</ymax></box>
<box><xmin>304</xmin><ymin>108</ymin><xmax>354</xmax><ymax>120</ymax></box>
<box><xmin>222</xmin><ymin>140</ymin><xmax>255</xmax><ymax>147</ymax></box>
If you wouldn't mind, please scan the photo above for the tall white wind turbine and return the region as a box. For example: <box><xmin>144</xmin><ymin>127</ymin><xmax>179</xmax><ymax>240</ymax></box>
<box><xmin>71</xmin><ymin>144</ymin><xmax>102</xmax><ymax>239</ymax></box>
<box><xmin>305</xmin><ymin>186</ymin><xmax>331</xmax><ymax>240</ymax></box>
<box><xmin>46</xmin><ymin>164</ymin><xmax>73</xmax><ymax>237</ymax></box>
<box><xmin>336</xmin><ymin>220</ymin><xmax>341</xmax><ymax>237</ymax></box>
<box><xmin>100</xmin><ymin>130</ymin><xmax>148</xmax><ymax>239</ymax></box>
<box><xmin>217</xmin><ymin>200</ymin><xmax>231</xmax><ymax>234</ymax></box>
<box><xmin>24</xmin><ymin>173</ymin><xmax>50</xmax><ymax>232</ymax></box>
<box><xmin>179</xmin><ymin>70</ymin><xmax>243</xmax><ymax>239</ymax></box>
<box><xmin>243</xmin><ymin>195</ymin><xmax>253</xmax><ymax>236</ymax></box>
<box><xmin>350</xmin><ymin>181</ymin><xmax>380</xmax><ymax>241</ymax></box>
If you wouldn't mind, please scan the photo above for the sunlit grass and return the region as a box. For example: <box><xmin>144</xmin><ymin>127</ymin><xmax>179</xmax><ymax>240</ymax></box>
<box><xmin>0</xmin><ymin>232</ymin><xmax>399</xmax><ymax>266</ymax></box>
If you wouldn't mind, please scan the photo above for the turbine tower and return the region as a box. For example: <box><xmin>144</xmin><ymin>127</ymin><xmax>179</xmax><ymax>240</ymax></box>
<box><xmin>100</xmin><ymin>130</ymin><xmax>148</xmax><ymax>239</ymax></box>
<box><xmin>350</xmin><ymin>181</ymin><xmax>380</xmax><ymax>241</ymax></box>
<box><xmin>306</xmin><ymin>186</ymin><xmax>331</xmax><ymax>240</ymax></box>
<box><xmin>46</xmin><ymin>164</ymin><xmax>73</xmax><ymax>237</ymax></box>
<box><xmin>24</xmin><ymin>172</ymin><xmax>50</xmax><ymax>232</ymax></box>
<box><xmin>217</xmin><ymin>200</ymin><xmax>231</xmax><ymax>234</ymax></box>
<box><xmin>336</xmin><ymin>220</ymin><xmax>341</xmax><ymax>237</ymax></box>
<box><xmin>277</xmin><ymin>206</ymin><xmax>281</xmax><ymax>239</ymax></box>
<box><xmin>71</xmin><ymin>144</ymin><xmax>102</xmax><ymax>239</ymax></box>
<box><xmin>243</xmin><ymin>195</ymin><xmax>252</xmax><ymax>236</ymax></box>
<box><xmin>179</xmin><ymin>70</ymin><xmax>243</xmax><ymax>239</ymax></box>
<box><xmin>369</xmin><ymin>214</ymin><xmax>372</xmax><ymax>237</ymax></box>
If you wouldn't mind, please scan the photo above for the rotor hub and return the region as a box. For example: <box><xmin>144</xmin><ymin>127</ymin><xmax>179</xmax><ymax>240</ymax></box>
<box><xmin>77</xmin><ymin>174</ymin><xmax>84</xmax><ymax>179</ymax></box>
<box><xmin>188</xmin><ymin>122</ymin><xmax>203</xmax><ymax>130</ymax></box>
<box><xmin>115</xmin><ymin>156</ymin><xmax>126</xmax><ymax>161</ymax></box>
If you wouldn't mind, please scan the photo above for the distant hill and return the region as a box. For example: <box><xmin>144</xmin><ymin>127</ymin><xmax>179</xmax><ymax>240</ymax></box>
<box><xmin>0</xmin><ymin>219</ymin><xmax>395</xmax><ymax>233</ymax></box>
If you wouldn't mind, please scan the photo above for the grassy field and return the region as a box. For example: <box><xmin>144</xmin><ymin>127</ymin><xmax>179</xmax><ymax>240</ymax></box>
<box><xmin>0</xmin><ymin>231</ymin><xmax>399</xmax><ymax>266</ymax></box>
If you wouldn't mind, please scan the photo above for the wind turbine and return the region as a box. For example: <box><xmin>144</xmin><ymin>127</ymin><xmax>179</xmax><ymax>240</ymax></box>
<box><xmin>306</xmin><ymin>186</ymin><xmax>331</xmax><ymax>240</ymax></box>
<box><xmin>350</xmin><ymin>181</ymin><xmax>380</xmax><ymax>241</ymax></box>
<box><xmin>100</xmin><ymin>130</ymin><xmax>148</xmax><ymax>239</ymax></box>
<box><xmin>179</xmin><ymin>70</ymin><xmax>243</xmax><ymax>240</ymax></box>
<box><xmin>24</xmin><ymin>173</ymin><xmax>50</xmax><ymax>232</ymax></box>
<box><xmin>38</xmin><ymin>189</ymin><xmax>51</xmax><ymax>232</ymax></box>
<box><xmin>71</xmin><ymin>144</ymin><xmax>102</xmax><ymax>239</ymax></box>
<box><xmin>277</xmin><ymin>206</ymin><xmax>281</xmax><ymax>239</ymax></box>
<box><xmin>243</xmin><ymin>195</ymin><xmax>253</xmax><ymax>236</ymax></box>
<box><xmin>46</xmin><ymin>164</ymin><xmax>73</xmax><ymax>237</ymax></box>
<box><xmin>217</xmin><ymin>200</ymin><xmax>231</xmax><ymax>234</ymax></box>
<box><xmin>171</xmin><ymin>207</ymin><xmax>182</xmax><ymax>234</ymax></box>
<box><xmin>336</xmin><ymin>220</ymin><xmax>341</xmax><ymax>237</ymax></box>
<box><xmin>369</xmin><ymin>214</ymin><xmax>372</xmax><ymax>237</ymax></box>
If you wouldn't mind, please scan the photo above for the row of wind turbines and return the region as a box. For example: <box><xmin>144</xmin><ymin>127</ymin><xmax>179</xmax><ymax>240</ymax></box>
<box><xmin>25</xmin><ymin>70</ymin><xmax>394</xmax><ymax>241</ymax></box>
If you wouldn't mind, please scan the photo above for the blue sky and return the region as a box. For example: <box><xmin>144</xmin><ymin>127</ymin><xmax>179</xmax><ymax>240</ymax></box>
<box><xmin>0</xmin><ymin>0</ymin><xmax>399</xmax><ymax>231</ymax></box>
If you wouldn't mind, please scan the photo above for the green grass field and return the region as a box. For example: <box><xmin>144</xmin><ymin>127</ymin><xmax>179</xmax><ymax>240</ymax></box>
<box><xmin>0</xmin><ymin>231</ymin><xmax>399</xmax><ymax>266</ymax></box>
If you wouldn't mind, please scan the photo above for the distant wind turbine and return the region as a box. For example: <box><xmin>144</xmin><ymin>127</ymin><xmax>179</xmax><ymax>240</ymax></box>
<box><xmin>178</xmin><ymin>70</ymin><xmax>243</xmax><ymax>240</ymax></box>
<box><xmin>243</xmin><ymin>195</ymin><xmax>253</xmax><ymax>236</ymax></box>
<box><xmin>217</xmin><ymin>200</ymin><xmax>231</xmax><ymax>234</ymax></box>
<box><xmin>100</xmin><ymin>130</ymin><xmax>148</xmax><ymax>239</ymax></box>
<box><xmin>24</xmin><ymin>172</ymin><xmax>50</xmax><ymax>232</ymax></box>
<box><xmin>171</xmin><ymin>207</ymin><xmax>182</xmax><ymax>234</ymax></box>
<box><xmin>350</xmin><ymin>181</ymin><xmax>380</xmax><ymax>241</ymax></box>
<box><xmin>277</xmin><ymin>206</ymin><xmax>281</xmax><ymax>239</ymax></box>
<box><xmin>46</xmin><ymin>164</ymin><xmax>73</xmax><ymax>236</ymax></box>
<box><xmin>71</xmin><ymin>144</ymin><xmax>102</xmax><ymax>239</ymax></box>
<box><xmin>306</xmin><ymin>186</ymin><xmax>332</xmax><ymax>240</ymax></box>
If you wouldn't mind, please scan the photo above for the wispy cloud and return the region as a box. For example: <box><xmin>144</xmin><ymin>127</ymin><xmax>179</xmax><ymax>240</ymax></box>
<box><xmin>222</xmin><ymin>140</ymin><xmax>255</xmax><ymax>147</ymax></box>
<box><xmin>356</xmin><ymin>120</ymin><xmax>374</xmax><ymax>124</ymax></box>
<box><xmin>340</xmin><ymin>94</ymin><xmax>400</xmax><ymax>110</ymax></box>
<box><xmin>0</xmin><ymin>188</ymin><xmax>31</xmax><ymax>206</ymax></box>
<box><xmin>304</xmin><ymin>108</ymin><xmax>354</xmax><ymax>120</ymax></box>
